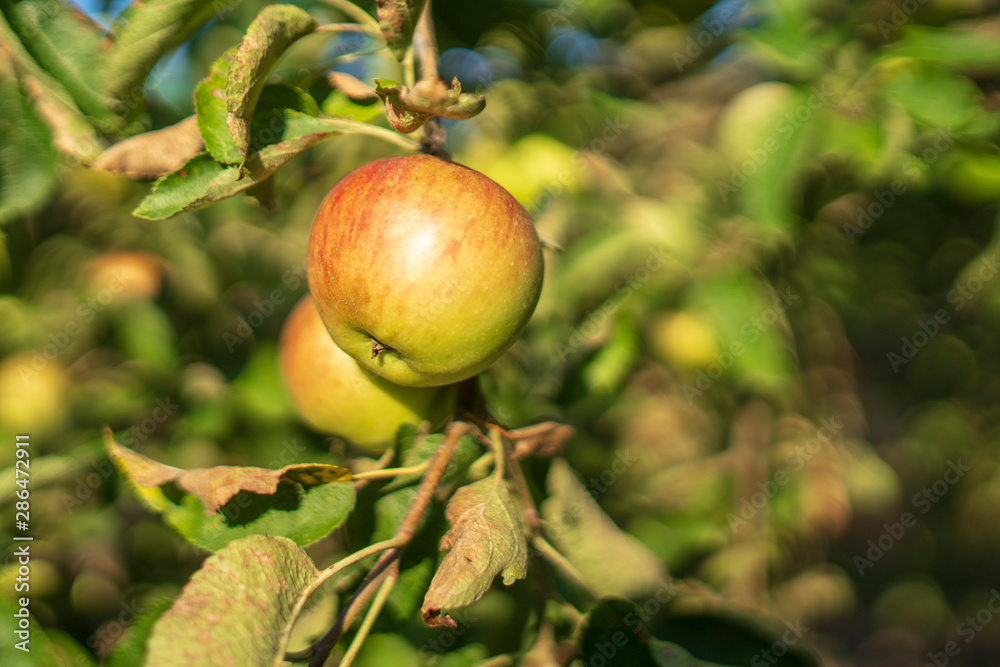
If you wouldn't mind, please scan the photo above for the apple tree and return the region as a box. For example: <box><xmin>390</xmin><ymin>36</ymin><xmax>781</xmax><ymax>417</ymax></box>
<box><xmin>4</xmin><ymin>0</ymin><xmax>1000</xmax><ymax>666</ymax></box>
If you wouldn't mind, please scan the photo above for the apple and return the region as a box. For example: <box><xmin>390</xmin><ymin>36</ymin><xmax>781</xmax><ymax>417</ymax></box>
<box><xmin>279</xmin><ymin>295</ymin><xmax>457</xmax><ymax>452</ymax></box>
<box><xmin>307</xmin><ymin>154</ymin><xmax>544</xmax><ymax>387</ymax></box>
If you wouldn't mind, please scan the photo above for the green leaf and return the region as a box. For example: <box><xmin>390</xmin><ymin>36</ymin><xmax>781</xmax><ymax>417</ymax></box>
<box><xmin>170</xmin><ymin>482</ymin><xmax>356</xmax><ymax>552</ymax></box>
<box><xmin>104</xmin><ymin>598</ymin><xmax>174</xmax><ymax>667</ymax></box>
<box><xmin>107</xmin><ymin>431</ymin><xmax>356</xmax><ymax>552</ymax></box>
<box><xmin>0</xmin><ymin>12</ymin><xmax>102</xmax><ymax>161</ymax></box>
<box><xmin>113</xmin><ymin>301</ymin><xmax>179</xmax><ymax>370</ymax></box>
<box><xmin>887</xmin><ymin>26</ymin><xmax>1000</xmax><ymax>73</ymax></box>
<box><xmin>650</xmin><ymin>640</ymin><xmax>738</xmax><ymax>667</ymax></box>
<box><xmin>132</xmin><ymin>153</ymin><xmax>226</xmax><ymax>220</ymax></box>
<box><xmin>580</xmin><ymin>313</ymin><xmax>641</xmax><ymax>395</ymax></box>
<box><xmin>248</xmin><ymin>84</ymin><xmax>322</xmax><ymax>152</ymax></box>
<box><xmin>197</xmin><ymin>42</ymin><xmax>320</xmax><ymax>165</ymax></box>
<box><xmin>134</xmin><ymin>110</ymin><xmax>346</xmax><ymax>219</ymax></box>
<box><xmin>421</xmin><ymin>473</ymin><xmax>528</xmax><ymax>627</ymax></box>
<box><xmin>225</xmin><ymin>4</ymin><xmax>318</xmax><ymax>161</ymax></box>
<box><xmin>0</xmin><ymin>70</ymin><xmax>57</xmax><ymax>225</ymax></box>
<box><xmin>195</xmin><ymin>47</ymin><xmax>242</xmax><ymax>164</ymax></box>
<box><xmin>102</xmin><ymin>0</ymin><xmax>239</xmax><ymax>111</ymax></box>
<box><xmin>0</xmin><ymin>0</ymin><xmax>113</xmax><ymax>127</ymax></box>
<box><xmin>580</xmin><ymin>598</ymin><xmax>660</xmax><ymax>667</ymax></box>
<box><xmin>375</xmin><ymin>0</ymin><xmax>426</xmax><ymax>61</ymax></box>
<box><xmin>322</xmin><ymin>89</ymin><xmax>383</xmax><ymax>122</ymax></box>
<box><xmin>685</xmin><ymin>271</ymin><xmax>796</xmax><ymax>395</ymax></box>
<box><xmin>880</xmin><ymin>65</ymin><xmax>983</xmax><ymax>131</ymax></box>
<box><xmin>541</xmin><ymin>458</ymin><xmax>668</xmax><ymax>599</ymax></box>
<box><xmin>717</xmin><ymin>82</ymin><xmax>810</xmax><ymax>238</ymax></box>
<box><xmin>0</xmin><ymin>594</ymin><xmax>84</xmax><ymax>665</ymax></box>
<box><xmin>0</xmin><ymin>440</ymin><xmax>103</xmax><ymax>504</ymax></box>
<box><xmin>145</xmin><ymin>535</ymin><xmax>318</xmax><ymax>667</ymax></box>
<box><xmin>372</xmin><ymin>488</ymin><xmax>436</xmax><ymax>621</ymax></box>
<box><xmin>648</xmin><ymin>611</ymin><xmax>820</xmax><ymax>667</ymax></box>
<box><xmin>384</xmin><ymin>426</ymin><xmax>481</xmax><ymax>492</ymax></box>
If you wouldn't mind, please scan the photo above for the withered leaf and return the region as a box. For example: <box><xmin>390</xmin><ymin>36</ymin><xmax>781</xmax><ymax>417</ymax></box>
<box><xmin>421</xmin><ymin>475</ymin><xmax>527</xmax><ymax>628</ymax></box>
<box><xmin>104</xmin><ymin>427</ymin><xmax>351</xmax><ymax>515</ymax></box>
<box><xmin>374</xmin><ymin>76</ymin><xmax>485</xmax><ymax>134</ymax></box>
<box><xmin>374</xmin><ymin>0</ymin><xmax>426</xmax><ymax>61</ymax></box>
<box><xmin>89</xmin><ymin>116</ymin><xmax>204</xmax><ymax>179</ymax></box>
<box><xmin>507</xmin><ymin>422</ymin><xmax>574</xmax><ymax>460</ymax></box>
<box><xmin>327</xmin><ymin>71</ymin><xmax>378</xmax><ymax>101</ymax></box>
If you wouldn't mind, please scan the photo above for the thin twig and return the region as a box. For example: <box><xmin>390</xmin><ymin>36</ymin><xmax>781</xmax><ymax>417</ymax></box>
<box><xmin>282</xmin><ymin>537</ymin><xmax>403</xmax><ymax>662</ymax></box>
<box><xmin>413</xmin><ymin>0</ymin><xmax>439</xmax><ymax>83</ymax></box>
<box><xmin>351</xmin><ymin>460</ymin><xmax>430</xmax><ymax>481</ymax></box>
<box><xmin>339</xmin><ymin>563</ymin><xmax>400</xmax><ymax>667</ymax></box>
<box><xmin>501</xmin><ymin>432</ymin><xmax>540</xmax><ymax>532</ymax></box>
<box><xmin>319</xmin><ymin>117</ymin><xmax>419</xmax><ymax>151</ymax></box>
<box><xmin>302</xmin><ymin>422</ymin><xmax>474</xmax><ymax>665</ymax></box>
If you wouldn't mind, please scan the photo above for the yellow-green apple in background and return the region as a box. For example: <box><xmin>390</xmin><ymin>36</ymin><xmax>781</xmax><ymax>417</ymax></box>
<box><xmin>307</xmin><ymin>154</ymin><xmax>544</xmax><ymax>387</ymax></box>
<box><xmin>279</xmin><ymin>295</ymin><xmax>456</xmax><ymax>452</ymax></box>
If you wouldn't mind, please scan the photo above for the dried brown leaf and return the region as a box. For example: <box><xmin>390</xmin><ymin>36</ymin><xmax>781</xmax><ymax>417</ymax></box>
<box><xmin>421</xmin><ymin>474</ymin><xmax>527</xmax><ymax>627</ymax></box>
<box><xmin>89</xmin><ymin>116</ymin><xmax>204</xmax><ymax>179</ymax></box>
<box><xmin>104</xmin><ymin>428</ymin><xmax>352</xmax><ymax>515</ymax></box>
<box><xmin>508</xmin><ymin>422</ymin><xmax>574</xmax><ymax>460</ymax></box>
<box><xmin>374</xmin><ymin>75</ymin><xmax>485</xmax><ymax>134</ymax></box>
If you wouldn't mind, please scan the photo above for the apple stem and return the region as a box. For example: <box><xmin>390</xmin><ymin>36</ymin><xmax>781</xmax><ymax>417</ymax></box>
<box><xmin>370</xmin><ymin>338</ymin><xmax>392</xmax><ymax>358</ymax></box>
<box><xmin>412</xmin><ymin>0</ymin><xmax>451</xmax><ymax>159</ymax></box>
<box><xmin>413</xmin><ymin>0</ymin><xmax>440</xmax><ymax>85</ymax></box>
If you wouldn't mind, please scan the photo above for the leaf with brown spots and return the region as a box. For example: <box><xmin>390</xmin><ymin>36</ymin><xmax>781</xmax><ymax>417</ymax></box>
<box><xmin>104</xmin><ymin>426</ymin><xmax>351</xmax><ymax>515</ymax></box>
<box><xmin>225</xmin><ymin>4</ymin><xmax>318</xmax><ymax>162</ymax></box>
<box><xmin>145</xmin><ymin>535</ymin><xmax>319</xmax><ymax>666</ymax></box>
<box><xmin>421</xmin><ymin>474</ymin><xmax>527</xmax><ymax>627</ymax></box>
<box><xmin>375</xmin><ymin>0</ymin><xmax>426</xmax><ymax>61</ymax></box>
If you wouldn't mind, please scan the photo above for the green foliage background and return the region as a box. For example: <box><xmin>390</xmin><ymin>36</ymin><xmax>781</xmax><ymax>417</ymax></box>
<box><xmin>2</xmin><ymin>0</ymin><xmax>1000</xmax><ymax>664</ymax></box>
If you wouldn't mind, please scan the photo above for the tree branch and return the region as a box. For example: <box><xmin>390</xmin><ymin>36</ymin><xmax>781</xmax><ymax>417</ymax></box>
<box><xmin>296</xmin><ymin>421</ymin><xmax>474</xmax><ymax>665</ymax></box>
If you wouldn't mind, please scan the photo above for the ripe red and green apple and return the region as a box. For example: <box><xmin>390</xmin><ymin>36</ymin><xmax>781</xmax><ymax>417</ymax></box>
<box><xmin>307</xmin><ymin>154</ymin><xmax>544</xmax><ymax>387</ymax></box>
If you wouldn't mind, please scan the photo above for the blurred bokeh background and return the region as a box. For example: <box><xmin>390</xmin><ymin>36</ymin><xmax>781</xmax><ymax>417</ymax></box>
<box><xmin>2</xmin><ymin>0</ymin><xmax>1000</xmax><ymax>664</ymax></box>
